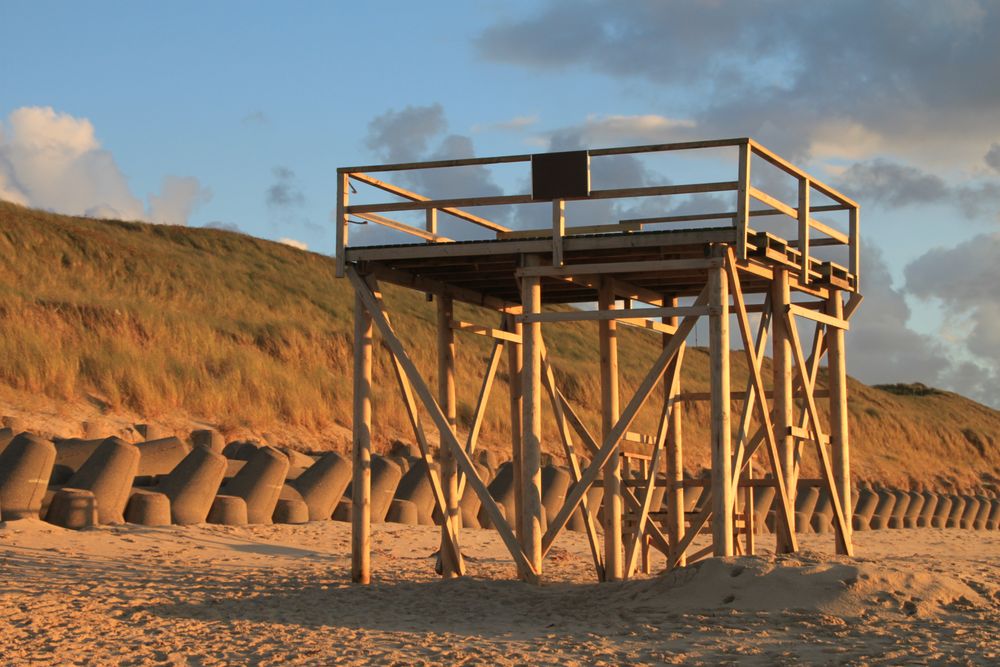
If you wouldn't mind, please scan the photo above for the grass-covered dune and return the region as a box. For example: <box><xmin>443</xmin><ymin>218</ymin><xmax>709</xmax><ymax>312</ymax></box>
<box><xmin>0</xmin><ymin>200</ymin><xmax>997</xmax><ymax>489</ymax></box>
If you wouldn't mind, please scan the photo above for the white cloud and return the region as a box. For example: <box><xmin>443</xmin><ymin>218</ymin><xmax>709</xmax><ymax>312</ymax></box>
<box><xmin>472</xmin><ymin>115</ymin><xmax>539</xmax><ymax>133</ymax></box>
<box><xmin>0</xmin><ymin>106</ymin><xmax>210</xmax><ymax>224</ymax></box>
<box><xmin>278</xmin><ymin>237</ymin><xmax>308</xmax><ymax>251</ymax></box>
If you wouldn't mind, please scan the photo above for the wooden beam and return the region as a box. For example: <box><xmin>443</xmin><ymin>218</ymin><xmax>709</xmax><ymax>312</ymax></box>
<box><xmin>772</xmin><ymin>268</ymin><xmax>796</xmax><ymax>551</ymax></box>
<box><xmin>798</xmin><ymin>178</ymin><xmax>811</xmax><ymax>283</ymax></box>
<box><xmin>552</xmin><ymin>199</ymin><xmax>565</xmax><ymax>267</ymax></box>
<box><xmin>518</xmin><ymin>306</ymin><xmax>709</xmax><ymax>324</ymax></box>
<box><xmin>351</xmin><ymin>291</ymin><xmax>372</xmax><ymax>584</ymax></box>
<box><xmin>516</xmin><ymin>257</ymin><xmax>723</xmax><ymax>278</ymax></box>
<box><xmin>505</xmin><ymin>310</ymin><xmax>524</xmax><ymax>548</ymax></box>
<box><xmin>347</xmin><ymin>267</ymin><xmax>539</xmax><ymax>583</ymax></box>
<box><xmin>521</xmin><ymin>259</ymin><xmax>544</xmax><ymax>580</ymax></box>
<box><xmin>788</xmin><ymin>303</ymin><xmax>849</xmax><ymax>330</ymax></box>
<box><xmin>450</xmin><ymin>320</ymin><xmax>523</xmax><ymax>343</ymax></box>
<box><xmin>736</xmin><ymin>142</ymin><xmax>750</xmax><ymax>260</ymax></box>
<box><xmin>598</xmin><ymin>277</ymin><xmax>623</xmax><ymax>581</ymax></box>
<box><xmin>664</xmin><ymin>296</ymin><xmax>686</xmax><ymax>569</ymax></box>
<box><xmin>497</xmin><ymin>221</ymin><xmax>644</xmax><ymax>239</ymax></box>
<box><xmin>456</xmin><ymin>342</ymin><xmax>504</xmax><ymax>499</ymax></box>
<box><xmin>748</xmin><ymin>140</ymin><xmax>857</xmax><ymax>207</ymax></box>
<box><xmin>370</xmin><ymin>265</ymin><xmax>517</xmax><ymax>313</ymax></box>
<box><xmin>437</xmin><ymin>296</ymin><xmax>464</xmax><ymax>578</ymax></box>
<box><xmin>352</xmin><ymin>211</ymin><xmax>453</xmax><ymax>243</ymax></box>
<box><xmin>827</xmin><ymin>290</ymin><xmax>852</xmax><ymax>555</ymax></box>
<box><xmin>336</xmin><ymin>171</ymin><xmax>349</xmax><ymax>278</ymax></box>
<box><xmin>709</xmin><ymin>255</ymin><xmax>734</xmax><ymax>557</ymax></box>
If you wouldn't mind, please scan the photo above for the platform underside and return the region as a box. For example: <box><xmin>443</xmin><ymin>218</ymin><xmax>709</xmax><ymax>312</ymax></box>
<box><xmin>347</xmin><ymin>226</ymin><xmax>855</xmax><ymax>305</ymax></box>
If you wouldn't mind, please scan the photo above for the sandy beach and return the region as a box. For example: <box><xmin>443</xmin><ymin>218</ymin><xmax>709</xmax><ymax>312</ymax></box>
<box><xmin>1</xmin><ymin>519</ymin><xmax>997</xmax><ymax>666</ymax></box>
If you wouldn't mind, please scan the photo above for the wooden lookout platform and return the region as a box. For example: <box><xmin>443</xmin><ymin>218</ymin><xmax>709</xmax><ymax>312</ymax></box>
<box><xmin>336</xmin><ymin>138</ymin><xmax>862</xmax><ymax>584</ymax></box>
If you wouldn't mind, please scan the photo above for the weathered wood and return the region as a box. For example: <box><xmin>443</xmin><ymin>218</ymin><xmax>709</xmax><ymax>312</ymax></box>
<box><xmin>798</xmin><ymin>178</ymin><xmax>811</xmax><ymax>283</ymax></box>
<box><xmin>347</xmin><ymin>267</ymin><xmax>539</xmax><ymax>583</ymax></box>
<box><xmin>521</xmin><ymin>259</ymin><xmax>544</xmax><ymax>579</ymax></box>
<box><xmin>552</xmin><ymin>199</ymin><xmax>565</xmax><ymax>267</ymax></box>
<box><xmin>450</xmin><ymin>320</ymin><xmax>523</xmax><ymax>343</ymax></box>
<box><xmin>772</xmin><ymin>268</ymin><xmax>796</xmax><ymax>550</ymax></box>
<box><xmin>787</xmin><ymin>303</ymin><xmax>849</xmax><ymax>330</ymax></box>
<box><xmin>709</xmin><ymin>256</ymin><xmax>734</xmax><ymax>557</ymax></box>
<box><xmin>336</xmin><ymin>172</ymin><xmax>349</xmax><ymax>278</ymax></box>
<box><xmin>518</xmin><ymin>306</ymin><xmax>709</xmax><ymax>324</ymax></box>
<box><xmin>456</xmin><ymin>341</ymin><xmax>504</xmax><ymax>498</ymax></box>
<box><xmin>748</xmin><ymin>140</ymin><xmax>857</xmax><ymax>207</ymax></box>
<box><xmin>516</xmin><ymin>258</ymin><xmax>723</xmax><ymax>278</ymax></box>
<box><xmin>599</xmin><ymin>277</ymin><xmax>623</xmax><ymax>581</ymax></box>
<box><xmin>437</xmin><ymin>296</ymin><xmax>464</xmax><ymax>578</ymax></box>
<box><xmin>498</xmin><ymin>221</ymin><xmax>644</xmax><ymax>239</ymax></box>
<box><xmin>827</xmin><ymin>290</ymin><xmax>852</xmax><ymax>555</ymax></box>
<box><xmin>664</xmin><ymin>296</ymin><xmax>686</xmax><ymax>569</ymax></box>
<box><xmin>736</xmin><ymin>142</ymin><xmax>750</xmax><ymax>260</ymax></box>
<box><xmin>351</xmin><ymin>292</ymin><xmax>372</xmax><ymax>583</ymax></box>
<box><xmin>353</xmin><ymin>211</ymin><xmax>453</xmax><ymax>242</ymax></box>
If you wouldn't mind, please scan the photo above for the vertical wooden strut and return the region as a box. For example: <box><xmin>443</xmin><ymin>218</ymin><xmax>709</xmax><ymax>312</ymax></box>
<box><xmin>828</xmin><ymin>290</ymin><xmax>853</xmax><ymax>554</ymax></box>
<box><xmin>665</xmin><ymin>296</ymin><xmax>686</xmax><ymax>569</ymax></box>
<box><xmin>351</xmin><ymin>291</ymin><xmax>373</xmax><ymax>584</ymax></box>
<box><xmin>505</xmin><ymin>308</ymin><xmax>524</xmax><ymax>547</ymax></box>
<box><xmin>771</xmin><ymin>268</ymin><xmax>796</xmax><ymax>551</ymax></box>
<box><xmin>709</xmin><ymin>253</ymin><xmax>734</xmax><ymax>557</ymax></box>
<box><xmin>520</xmin><ymin>259</ymin><xmax>544</xmax><ymax>580</ymax></box>
<box><xmin>599</xmin><ymin>277</ymin><xmax>623</xmax><ymax>580</ymax></box>
<box><xmin>437</xmin><ymin>296</ymin><xmax>464</xmax><ymax>577</ymax></box>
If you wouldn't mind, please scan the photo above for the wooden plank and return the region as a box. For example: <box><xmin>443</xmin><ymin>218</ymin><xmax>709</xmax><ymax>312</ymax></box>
<box><xmin>788</xmin><ymin>303</ymin><xmax>848</xmax><ymax>330</ymax></box>
<box><xmin>798</xmin><ymin>178</ymin><xmax>811</xmax><ymax>284</ymax></box>
<box><xmin>521</xmin><ymin>260</ymin><xmax>544</xmax><ymax>578</ymax></box>
<box><xmin>849</xmin><ymin>206</ymin><xmax>860</xmax><ymax>289</ymax></box>
<box><xmin>598</xmin><ymin>277</ymin><xmax>623</xmax><ymax>581</ymax></box>
<box><xmin>342</xmin><ymin>153</ymin><xmax>531</xmax><ymax>174</ymax></box>
<box><xmin>519</xmin><ymin>306</ymin><xmax>709</xmax><ymax>324</ymax></box>
<box><xmin>425</xmin><ymin>208</ymin><xmax>437</xmax><ymax>238</ymax></box>
<box><xmin>505</xmin><ymin>310</ymin><xmax>524</xmax><ymax>547</ymax></box>
<box><xmin>348</xmin><ymin>193</ymin><xmax>534</xmax><ymax>216</ymax></box>
<box><xmin>588</xmin><ymin>137</ymin><xmax>748</xmax><ymax>156</ymax></box>
<box><xmin>810</xmin><ymin>217</ymin><xmax>849</xmax><ymax>244</ymax></box>
<box><xmin>456</xmin><ymin>342</ymin><xmax>504</xmax><ymax>499</ymax></box>
<box><xmin>736</xmin><ymin>142</ymin><xmax>751</xmax><ymax>260</ymax></box>
<box><xmin>589</xmin><ymin>181</ymin><xmax>739</xmax><ymax>200</ymax></box>
<box><xmin>664</xmin><ymin>297</ymin><xmax>686</xmax><ymax>569</ymax></box>
<box><xmin>618</xmin><ymin>317</ymin><xmax>678</xmax><ymax>336</ymax></box>
<box><xmin>497</xmin><ymin>221</ymin><xmax>643</xmax><ymax>239</ymax></box>
<box><xmin>350</xmin><ymin>292</ymin><xmax>373</xmax><ymax>584</ymax></box>
<box><xmin>352</xmin><ymin>211</ymin><xmax>453</xmax><ymax>242</ymax></box>
<box><xmin>771</xmin><ymin>267</ymin><xmax>796</xmax><ymax>550</ymax></box>
<box><xmin>749</xmin><ymin>186</ymin><xmax>797</xmax><ymax>219</ymax></box>
<box><xmin>541</xmin><ymin>285</ymin><xmax>709</xmax><ymax>558</ymax></box>
<box><xmin>516</xmin><ymin>257</ymin><xmax>723</xmax><ymax>277</ymax></box>
<box><xmin>827</xmin><ymin>290</ymin><xmax>852</xmax><ymax>555</ymax></box>
<box><xmin>709</xmin><ymin>258</ymin><xmax>734</xmax><ymax>557</ymax></box>
<box><xmin>438</xmin><ymin>294</ymin><xmax>463</xmax><ymax>579</ymax></box>
<box><xmin>552</xmin><ymin>199</ymin><xmax>565</xmax><ymax>267</ymax></box>
<box><xmin>450</xmin><ymin>320</ymin><xmax>523</xmax><ymax>343</ymax></box>
<box><xmin>748</xmin><ymin>140</ymin><xmax>858</xmax><ymax>207</ymax></box>
<box><xmin>347</xmin><ymin>267</ymin><xmax>540</xmax><ymax>582</ymax></box>
<box><xmin>369</xmin><ymin>265</ymin><xmax>517</xmax><ymax>313</ymax></box>
<box><xmin>336</xmin><ymin>172</ymin><xmax>349</xmax><ymax>278</ymax></box>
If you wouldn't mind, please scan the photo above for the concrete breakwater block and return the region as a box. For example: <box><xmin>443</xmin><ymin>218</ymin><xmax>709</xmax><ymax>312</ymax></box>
<box><xmin>278</xmin><ymin>447</ymin><xmax>315</xmax><ymax>469</ymax></box>
<box><xmin>946</xmin><ymin>494</ymin><xmax>967</xmax><ymax>528</ymax></box>
<box><xmin>485</xmin><ymin>461</ymin><xmax>515</xmax><ymax>524</ymax></box>
<box><xmin>931</xmin><ymin>494</ymin><xmax>953</xmax><ymax>528</ymax></box>
<box><xmin>887</xmin><ymin>489</ymin><xmax>910</xmax><ymax>529</ymax></box>
<box><xmin>794</xmin><ymin>485</ymin><xmax>820</xmax><ymax>533</ymax></box>
<box><xmin>0</xmin><ymin>427</ymin><xmax>15</xmax><ymax>455</ymax></box>
<box><xmin>332</xmin><ymin>498</ymin><xmax>351</xmax><ymax>522</ymax></box>
<box><xmin>459</xmin><ymin>462</ymin><xmax>491</xmax><ymax>529</ymax></box>
<box><xmin>228</xmin><ymin>441</ymin><xmax>264</xmax><ymax>461</ymax></box>
<box><xmin>387</xmin><ymin>498</ymin><xmax>419</xmax><ymax>525</ymax></box>
<box><xmin>917</xmin><ymin>491</ymin><xmax>938</xmax><ymax>528</ymax></box>
<box><xmin>0</xmin><ymin>433</ymin><xmax>56</xmax><ymax>520</ymax></box>
<box><xmin>67</xmin><ymin>437</ymin><xmax>140</xmax><ymax>524</ymax></box>
<box><xmin>870</xmin><ymin>488</ymin><xmax>896</xmax><ymax>530</ymax></box>
<box><xmin>986</xmin><ymin>498</ymin><xmax>1000</xmax><ymax>530</ymax></box>
<box><xmin>902</xmin><ymin>490</ymin><xmax>925</xmax><ymax>528</ymax></box>
<box><xmin>541</xmin><ymin>466</ymin><xmax>572</xmax><ymax>531</ymax></box>
<box><xmin>853</xmin><ymin>486</ymin><xmax>879</xmax><ymax>531</ymax></box>
<box><xmin>751</xmin><ymin>485</ymin><xmax>776</xmax><ymax>534</ymax></box>
<box><xmin>568</xmin><ymin>486</ymin><xmax>604</xmax><ymax>533</ymax></box>
<box><xmin>290</xmin><ymin>452</ymin><xmax>351</xmax><ymax>521</ymax></box>
<box><xmin>394</xmin><ymin>459</ymin><xmax>438</xmax><ymax>526</ymax></box>
<box><xmin>137</xmin><ymin>437</ymin><xmax>192</xmax><ymax>477</ymax></box>
<box><xmin>207</xmin><ymin>495</ymin><xmax>248</xmax><ymax>526</ymax></box>
<box><xmin>54</xmin><ymin>438</ymin><xmax>106</xmax><ymax>473</ymax></box>
<box><xmin>46</xmin><ymin>488</ymin><xmax>98</xmax><ymax>529</ymax></box>
<box><xmin>810</xmin><ymin>488</ymin><xmax>834</xmax><ymax>534</ymax></box>
<box><xmin>971</xmin><ymin>495</ymin><xmax>989</xmax><ymax>530</ymax></box>
<box><xmin>224</xmin><ymin>459</ymin><xmax>247</xmax><ymax>480</ymax></box>
<box><xmin>190</xmin><ymin>429</ymin><xmax>225</xmax><ymax>453</ymax></box>
<box><xmin>273</xmin><ymin>497</ymin><xmax>309</xmax><ymax>524</ymax></box>
<box><xmin>159</xmin><ymin>447</ymin><xmax>227</xmax><ymax>525</ymax></box>
<box><xmin>225</xmin><ymin>446</ymin><xmax>289</xmax><ymax>524</ymax></box>
<box><xmin>135</xmin><ymin>424</ymin><xmax>169</xmax><ymax>441</ymax></box>
<box><xmin>369</xmin><ymin>455</ymin><xmax>402</xmax><ymax>523</ymax></box>
<box><xmin>124</xmin><ymin>490</ymin><xmax>171</xmax><ymax>526</ymax></box>
<box><xmin>959</xmin><ymin>495</ymin><xmax>980</xmax><ymax>529</ymax></box>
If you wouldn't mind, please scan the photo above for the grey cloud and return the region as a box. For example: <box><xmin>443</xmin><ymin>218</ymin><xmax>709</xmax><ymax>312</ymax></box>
<box><xmin>365</xmin><ymin>104</ymin><xmax>447</xmax><ymax>163</ymax></box>
<box><xmin>148</xmin><ymin>176</ymin><xmax>212</xmax><ymax>226</ymax></box>
<box><xmin>241</xmin><ymin>111</ymin><xmax>268</xmax><ymax>125</ymax></box>
<box><xmin>986</xmin><ymin>143</ymin><xmax>1000</xmax><ymax>172</ymax></box>
<box><xmin>203</xmin><ymin>220</ymin><xmax>243</xmax><ymax>233</ymax></box>
<box><xmin>266</xmin><ymin>166</ymin><xmax>305</xmax><ymax>209</ymax></box>
<box><xmin>835</xmin><ymin>159</ymin><xmax>1000</xmax><ymax>220</ymax></box>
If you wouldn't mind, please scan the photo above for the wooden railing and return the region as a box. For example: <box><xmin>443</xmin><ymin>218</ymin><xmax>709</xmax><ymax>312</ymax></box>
<box><xmin>336</xmin><ymin>138</ymin><xmax>859</xmax><ymax>286</ymax></box>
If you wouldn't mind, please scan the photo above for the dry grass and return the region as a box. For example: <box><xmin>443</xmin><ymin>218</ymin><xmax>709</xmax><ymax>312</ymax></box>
<box><xmin>0</xmin><ymin>200</ymin><xmax>997</xmax><ymax>488</ymax></box>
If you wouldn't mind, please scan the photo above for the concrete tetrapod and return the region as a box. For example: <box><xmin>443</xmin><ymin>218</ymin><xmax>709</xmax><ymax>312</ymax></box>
<box><xmin>273</xmin><ymin>497</ymin><xmax>309</xmax><ymax>524</ymax></box>
<box><xmin>541</xmin><ymin>465</ymin><xmax>573</xmax><ymax>532</ymax></box>
<box><xmin>53</xmin><ymin>438</ymin><xmax>105</xmax><ymax>475</ymax></box>
<box><xmin>945</xmin><ymin>494</ymin><xmax>966</xmax><ymax>528</ymax></box>
<box><xmin>810</xmin><ymin>488</ymin><xmax>834</xmax><ymax>534</ymax></box>
<box><xmin>972</xmin><ymin>495</ymin><xmax>990</xmax><ymax>530</ymax></box>
<box><xmin>207</xmin><ymin>495</ymin><xmax>248</xmax><ymax>526</ymax></box>
<box><xmin>370</xmin><ymin>455</ymin><xmax>403</xmax><ymax>524</ymax></box>
<box><xmin>190</xmin><ymin>429</ymin><xmax>225</xmax><ymax>454</ymax></box>
<box><xmin>459</xmin><ymin>462</ymin><xmax>491</xmax><ymax>529</ymax></box>
<box><xmin>887</xmin><ymin>489</ymin><xmax>911</xmax><ymax>529</ymax></box>
<box><xmin>986</xmin><ymin>498</ymin><xmax>1000</xmax><ymax>530</ymax></box>
<box><xmin>870</xmin><ymin>488</ymin><xmax>896</xmax><ymax>530</ymax></box>
<box><xmin>386</xmin><ymin>498</ymin><xmax>419</xmax><ymax>525</ymax></box>
<box><xmin>46</xmin><ymin>488</ymin><xmax>98</xmax><ymax>529</ymax></box>
<box><xmin>794</xmin><ymin>485</ymin><xmax>820</xmax><ymax>534</ymax></box>
<box><xmin>853</xmin><ymin>486</ymin><xmax>879</xmax><ymax>531</ymax></box>
<box><xmin>159</xmin><ymin>447</ymin><xmax>227</xmax><ymax>525</ymax></box>
<box><xmin>960</xmin><ymin>495</ymin><xmax>980</xmax><ymax>529</ymax></box>
<box><xmin>0</xmin><ymin>433</ymin><xmax>56</xmax><ymax>520</ymax></box>
<box><xmin>394</xmin><ymin>459</ymin><xmax>438</xmax><ymax>526</ymax></box>
<box><xmin>902</xmin><ymin>490</ymin><xmax>925</xmax><ymax>529</ymax></box>
<box><xmin>484</xmin><ymin>461</ymin><xmax>515</xmax><ymax>526</ymax></box>
<box><xmin>289</xmin><ymin>452</ymin><xmax>352</xmax><ymax>522</ymax></box>
<box><xmin>931</xmin><ymin>494</ymin><xmax>953</xmax><ymax>528</ymax></box>
<box><xmin>917</xmin><ymin>490</ymin><xmax>938</xmax><ymax>528</ymax></box>
<box><xmin>137</xmin><ymin>437</ymin><xmax>192</xmax><ymax>477</ymax></box>
<box><xmin>568</xmin><ymin>486</ymin><xmax>604</xmax><ymax>533</ymax></box>
<box><xmin>751</xmin><ymin>485</ymin><xmax>776</xmax><ymax>534</ymax></box>
<box><xmin>67</xmin><ymin>437</ymin><xmax>140</xmax><ymax>524</ymax></box>
<box><xmin>225</xmin><ymin>446</ymin><xmax>289</xmax><ymax>525</ymax></box>
<box><xmin>124</xmin><ymin>490</ymin><xmax>171</xmax><ymax>526</ymax></box>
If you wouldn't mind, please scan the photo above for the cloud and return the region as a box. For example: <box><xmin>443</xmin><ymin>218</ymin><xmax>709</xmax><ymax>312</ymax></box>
<box><xmin>278</xmin><ymin>237</ymin><xmax>308</xmax><ymax>251</ymax></box>
<box><xmin>241</xmin><ymin>111</ymin><xmax>269</xmax><ymax>125</ymax></box>
<box><xmin>472</xmin><ymin>115</ymin><xmax>539</xmax><ymax>133</ymax></box>
<box><xmin>545</xmin><ymin>114</ymin><xmax>695</xmax><ymax>149</ymax></box>
<box><xmin>476</xmin><ymin>1</ymin><xmax>1000</xmax><ymax>164</ymax></box>
<box><xmin>266</xmin><ymin>166</ymin><xmax>305</xmax><ymax>209</ymax></box>
<box><xmin>986</xmin><ymin>143</ymin><xmax>1000</xmax><ymax>173</ymax></box>
<box><xmin>835</xmin><ymin>158</ymin><xmax>1000</xmax><ymax>220</ymax></box>
<box><xmin>365</xmin><ymin>104</ymin><xmax>448</xmax><ymax>164</ymax></box>
<box><xmin>203</xmin><ymin>220</ymin><xmax>243</xmax><ymax>233</ymax></box>
<box><xmin>904</xmin><ymin>232</ymin><xmax>1000</xmax><ymax>404</ymax></box>
<box><xmin>0</xmin><ymin>106</ymin><xmax>209</xmax><ymax>224</ymax></box>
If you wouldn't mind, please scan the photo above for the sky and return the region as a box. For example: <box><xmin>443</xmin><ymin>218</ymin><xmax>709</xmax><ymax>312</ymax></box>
<box><xmin>2</xmin><ymin>0</ymin><xmax>1000</xmax><ymax>404</ymax></box>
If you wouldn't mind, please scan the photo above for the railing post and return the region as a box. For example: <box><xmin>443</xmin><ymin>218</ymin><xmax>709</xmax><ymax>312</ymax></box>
<box><xmin>849</xmin><ymin>206</ymin><xmax>860</xmax><ymax>290</ymax></box>
<box><xmin>552</xmin><ymin>199</ymin><xmax>565</xmax><ymax>267</ymax></box>
<box><xmin>426</xmin><ymin>208</ymin><xmax>437</xmax><ymax>242</ymax></box>
<box><xmin>336</xmin><ymin>171</ymin><xmax>349</xmax><ymax>278</ymax></box>
<box><xmin>736</xmin><ymin>141</ymin><xmax>751</xmax><ymax>260</ymax></box>
<box><xmin>798</xmin><ymin>178</ymin><xmax>811</xmax><ymax>283</ymax></box>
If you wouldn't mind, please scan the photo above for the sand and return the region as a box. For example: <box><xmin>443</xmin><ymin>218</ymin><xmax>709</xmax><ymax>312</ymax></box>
<box><xmin>1</xmin><ymin>520</ymin><xmax>997</xmax><ymax>666</ymax></box>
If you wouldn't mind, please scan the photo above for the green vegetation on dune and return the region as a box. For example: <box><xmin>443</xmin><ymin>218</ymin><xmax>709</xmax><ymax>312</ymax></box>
<box><xmin>0</xmin><ymin>200</ymin><xmax>998</xmax><ymax>488</ymax></box>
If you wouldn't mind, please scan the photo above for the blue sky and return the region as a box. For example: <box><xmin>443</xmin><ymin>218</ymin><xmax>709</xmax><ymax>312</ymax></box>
<box><xmin>3</xmin><ymin>1</ymin><xmax>1000</xmax><ymax>404</ymax></box>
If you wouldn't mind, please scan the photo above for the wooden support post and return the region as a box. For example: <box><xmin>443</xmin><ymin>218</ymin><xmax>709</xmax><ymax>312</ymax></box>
<box><xmin>521</xmin><ymin>259</ymin><xmax>544</xmax><ymax>580</ymax></box>
<box><xmin>798</xmin><ymin>178</ymin><xmax>811</xmax><ymax>283</ymax></box>
<box><xmin>506</xmin><ymin>308</ymin><xmax>524</xmax><ymax>547</ymax></box>
<box><xmin>664</xmin><ymin>296</ymin><xmax>686</xmax><ymax>569</ymax></box>
<box><xmin>709</xmin><ymin>253</ymin><xmax>734</xmax><ymax>557</ymax></box>
<box><xmin>351</xmin><ymin>291</ymin><xmax>372</xmax><ymax>583</ymax></box>
<box><xmin>736</xmin><ymin>141</ymin><xmax>750</xmax><ymax>260</ymax></box>
<box><xmin>552</xmin><ymin>199</ymin><xmax>565</xmax><ymax>267</ymax></box>
<box><xmin>437</xmin><ymin>296</ymin><xmax>464</xmax><ymax>577</ymax></box>
<box><xmin>772</xmin><ymin>268</ymin><xmax>796</xmax><ymax>550</ymax></box>
<box><xmin>599</xmin><ymin>277</ymin><xmax>623</xmax><ymax>581</ymax></box>
<box><xmin>336</xmin><ymin>172</ymin><xmax>349</xmax><ymax>277</ymax></box>
<box><xmin>828</xmin><ymin>290</ymin><xmax>853</xmax><ymax>554</ymax></box>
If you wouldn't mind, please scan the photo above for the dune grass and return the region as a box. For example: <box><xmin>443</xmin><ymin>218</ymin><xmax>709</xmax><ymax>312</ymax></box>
<box><xmin>0</xmin><ymin>200</ymin><xmax>997</xmax><ymax>488</ymax></box>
